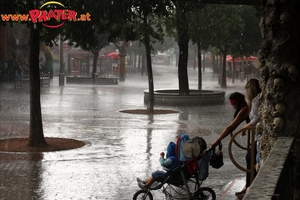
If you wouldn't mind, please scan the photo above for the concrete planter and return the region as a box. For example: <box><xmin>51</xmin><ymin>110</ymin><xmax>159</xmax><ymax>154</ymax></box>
<box><xmin>144</xmin><ymin>89</ymin><xmax>225</xmax><ymax>105</ymax></box>
<box><xmin>66</xmin><ymin>76</ymin><xmax>118</xmax><ymax>85</ymax></box>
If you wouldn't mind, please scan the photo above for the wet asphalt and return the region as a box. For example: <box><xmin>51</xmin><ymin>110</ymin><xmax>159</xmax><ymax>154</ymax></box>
<box><xmin>0</xmin><ymin>65</ymin><xmax>248</xmax><ymax>200</ymax></box>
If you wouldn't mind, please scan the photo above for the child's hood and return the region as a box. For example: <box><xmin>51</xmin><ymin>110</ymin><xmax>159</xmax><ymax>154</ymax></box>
<box><xmin>166</xmin><ymin>142</ymin><xmax>176</xmax><ymax>158</ymax></box>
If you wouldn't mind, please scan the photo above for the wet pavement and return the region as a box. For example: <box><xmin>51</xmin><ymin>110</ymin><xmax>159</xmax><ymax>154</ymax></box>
<box><xmin>0</xmin><ymin>65</ymin><xmax>248</xmax><ymax>200</ymax></box>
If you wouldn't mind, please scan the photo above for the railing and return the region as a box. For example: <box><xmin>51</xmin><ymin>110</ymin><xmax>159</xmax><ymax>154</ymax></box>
<box><xmin>229</xmin><ymin>129</ymin><xmax>295</xmax><ymax>199</ymax></box>
<box><xmin>228</xmin><ymin>127</ymin><xmax>256</xmax><ymax>185</ymax></box>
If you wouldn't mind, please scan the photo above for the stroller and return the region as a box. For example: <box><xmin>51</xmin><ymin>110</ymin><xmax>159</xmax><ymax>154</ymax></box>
<box><xmin>133</xmin><ymin>135</ymin><xmax>217</xmax><ymax>200</ymax></box>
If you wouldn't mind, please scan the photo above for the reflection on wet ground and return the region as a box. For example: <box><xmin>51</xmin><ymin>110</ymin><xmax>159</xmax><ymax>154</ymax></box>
<box><xmin>0</xmin><ymin>65</ymin><xmax>247</xmax><ymax>199</ymax></box>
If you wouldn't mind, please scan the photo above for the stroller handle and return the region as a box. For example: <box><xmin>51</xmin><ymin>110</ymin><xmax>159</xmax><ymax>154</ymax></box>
<box><xmin>205</xmin><ymin>142</ymin><xmax>222</xmax><ymax>153</ymax></box>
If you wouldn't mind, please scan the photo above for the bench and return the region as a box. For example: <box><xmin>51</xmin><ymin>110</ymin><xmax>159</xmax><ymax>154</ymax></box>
<box><xmin>40</xmin><ymin>72</ymin><xmax>50</xmax><ymax>87</ymax></box>
<box><xmin>14</xmin><ymin>73</ymin><xmax>29</xmax><ymax>89</ymax></box>
<box><xmin>14</xmin><ymin>73</ymin><xmax>50</xmax><ymax>88</ymax></box>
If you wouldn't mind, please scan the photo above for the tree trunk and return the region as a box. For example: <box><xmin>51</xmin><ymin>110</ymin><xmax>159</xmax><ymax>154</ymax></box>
<box><xmin>212</xmin><ymin>51</ymin><xmax>217</xmax><ymax>73</ymax></box>
<box><xmin>221</xmin><ymin>52</ymin><xmax>227</xmax><ymax>88</ymax></box>
<box><xmin>197</xmin><ymin>41</ymin><xmax>202</xmax><ymax>90</ymax></box>
<box><xmin>176</xmin><ymin>8</ymin><xmax>189</xmax><ymax>95</ymax></box>
<box><xmin>259</xmin><ymin>0</ymin><xmax>300</xmax><ymax>198</ymax></box>
<box><xmin>119</xmin><ymin>55</ymin><xmax>126</xmax><ymax>81</ymax></box>
<box><xmin>145</xmin><ymin>41</ymin><xmax>154</xmax><ymax>113</ymax></box>
<box><xmin>91</xmin><ymin>50</ymin><xmax>99</xmax><ymax>79</ymax></box>
<box><xmin>0</xmin><ymin>26</ymin><xmax>7</xmax><ymax>60</ymax></box>
<box><xmin>133</xmin><ymin>52</ymin><xmax>137</xmax><ymax>68</ymax></box>
<box><xmin>193</xmin><ymin>46</ymin><xmax>197</xmax><ymax>70</ymax></box>
<box><xmin>28</xmin><ymin>25</ymin><xmax>47</xmax><ymax>147</ymax></box>
<box><xmin>143</xmin><ymin>14</ymin><xmax>154</xmax><ymax>112</ymax></box>
<box><xmin>232</xmin><ymin>58</ymin><xmax>235</xmax><ymax>84</ymax></box>
<box><xmin>203</xmin><ymin>50</ymin><xmax>206</xmax><ymax>72</ymax></box>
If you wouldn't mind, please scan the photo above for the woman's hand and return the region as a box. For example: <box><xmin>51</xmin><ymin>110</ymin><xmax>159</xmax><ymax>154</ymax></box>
<box><xmin>211</xmin><ymin>139</ymin><xmax>221</xmax><ymax>148</ymax></box>
<box><xmin>242</xmin><ymin>123</ymin><xmax>255</xmax><ymax>136</ymax></box>
<box><xmin>160</xmin><ymin>152</ymin><xmax>165</xmax><ymax>158</ymax></box>
<box><xmin>241</xmin><ymin>131</ymin><xmax>246</xmax><ymax>136</ymax></box>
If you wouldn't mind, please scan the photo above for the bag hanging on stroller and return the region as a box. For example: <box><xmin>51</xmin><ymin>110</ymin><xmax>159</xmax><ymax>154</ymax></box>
<box><xmin>210</xmin><ymin>143</ymin><xmax>224</xmax><ymax>169</ymax></box>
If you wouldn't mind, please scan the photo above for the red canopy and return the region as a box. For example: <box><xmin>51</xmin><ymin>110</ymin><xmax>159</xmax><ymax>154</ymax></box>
<box><xmin>226</xmin><ymin>55</ymin><xmax>257</xmax><ymax>62</ymax></box>
<box><xmin>106</xmin><ymin>52</ymin><xmax>120</xmax><ymax>59</ymax></box>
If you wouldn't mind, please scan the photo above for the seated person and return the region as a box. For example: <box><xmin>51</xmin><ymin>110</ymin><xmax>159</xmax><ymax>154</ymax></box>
<box><xmin>137</xmin><ymin>142</ymin><xmax>179</xmax><ymax>191</ymax></box>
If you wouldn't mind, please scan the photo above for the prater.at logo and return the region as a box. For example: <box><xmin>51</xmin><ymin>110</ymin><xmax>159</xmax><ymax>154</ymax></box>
<box><xmin>1</xmin><ymin>1</ymin><xmax>91</xmax><ymax>28</ymax></box>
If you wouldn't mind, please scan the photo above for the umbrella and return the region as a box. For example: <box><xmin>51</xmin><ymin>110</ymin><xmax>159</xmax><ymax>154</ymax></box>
<box><xmin>226</xmin><ymin>55</ymin><xmax>257</xmax><ymax>62</ymax></box>
<box><xmin>106</xmin><ymin>52</ymin><xmax>120</xmax><ymax>59</ymax></box>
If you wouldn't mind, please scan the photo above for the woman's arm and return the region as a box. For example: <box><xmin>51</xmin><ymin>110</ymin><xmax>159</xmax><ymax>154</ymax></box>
<box><xmin>242</xmin><ymin>97</ymin><xmax>261</xmax><ymax>135</ymax></box>
<box><xmin>211</xmin><ymin>106</ymin><xmax>249</xmax><ymax>147</ymax></box>
<box><xmin>249</xmin><ymin>97</ymin><xmax>261</xmax><ymax>126</ymax></box>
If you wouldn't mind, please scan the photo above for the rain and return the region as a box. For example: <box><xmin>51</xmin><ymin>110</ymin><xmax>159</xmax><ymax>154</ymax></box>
<box><xmin>1</xmin><ymin>63</ymin><xmax>249</xmax><ymax>199</ymax></box>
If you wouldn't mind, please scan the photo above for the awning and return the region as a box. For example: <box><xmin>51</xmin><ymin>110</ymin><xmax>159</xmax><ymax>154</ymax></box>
<box><xmin>226</xmin><ymin>55</ymin><xmax>257</xmax><ymax>62</ymax></box>
<box><xmin>106</xmin><ymin>52</ymin><xmax>120</xmax><ymax>59</ymax></box>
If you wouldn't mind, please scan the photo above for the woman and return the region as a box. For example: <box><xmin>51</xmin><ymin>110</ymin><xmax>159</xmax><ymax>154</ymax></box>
<box><xmin>236</xmin><ymin>78</ymin><xmax>262</xmax><ymax>198</ymax></box>
<box><xmin>211</xmin><ymin>92</ymin><xmax>250</xmax><ymax>148</ymax></box>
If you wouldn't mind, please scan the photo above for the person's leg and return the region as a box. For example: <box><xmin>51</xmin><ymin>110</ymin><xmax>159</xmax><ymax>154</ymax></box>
<box><xmin>137</xmin><ymin>174</ymin><xmax>156</xmax><ymax>191</ymax></box>
<box><xmin>144</xmin><ymin>176</ymin><xmax>155</xmax><ymax>188</ymax></box>
<box><xmin>235</xmin><ymin>150</ymin><xmax>251</xmax><ymax>196</ymax></box>
<box><xmin>246</xmin><ymin>149</ymin><xmax>251</xmax><ymax>188</ymax></box>
<box><xmin>137</xmin><ymin>177</ymin><xmax>147</xmax><ymax>183</ymax></box>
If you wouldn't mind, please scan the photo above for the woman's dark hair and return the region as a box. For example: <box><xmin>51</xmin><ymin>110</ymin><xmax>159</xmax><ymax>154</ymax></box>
<box><xmin>229</xmin><ymin>92</ymin><xmax>250</xmax><ymax>123</ymax></box>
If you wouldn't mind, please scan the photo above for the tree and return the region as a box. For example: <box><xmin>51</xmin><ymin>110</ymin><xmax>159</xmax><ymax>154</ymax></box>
<box><xmin>0</xmin><ymin>1</ymin><xmax>17</xmax><ymax>60</ymax></box>
<box><xmin>0</xmin><ymin>0</ymin><xmax>98</xmax><ymax>147</ymax></box>
<box><xmin>229</xmin><ymin>6</ymin><xmax>262</xmax><ymax>83</ymax></box>
<box><xmin>153</xmin><ymin>35</ymin><xmax>177</xmax><ymax>54</ymax></box>
<box><xmin>208</xmin><ymin>5</ymin><xmax>243</xmax><ymax>88</ymax></box>
<box><xmin>230</xmin><ymin>6</ymin><xmax>262</xmax><ymax>57</ymax></box>
<box><xmin>0</xmin><ymin>1</ymin><xmax>47</xmax><ymax>146</ymax></box>
<box><xmin>189</xmin><ymin>4</ymin><xmax>219</xmax><ymax>90</ymax></box>
<box><xmin>169</xmin><ymin>0</ymin><xmax>191</xmax><ymax>95</ymax></box>
<box><xmin>129</xmin><ymin>41</ymin><xmax>144</xmax><ymax>69</ymax></box>
<box><xmin>56</xmin><ymin>1</ymin><xmax>109</xmax><ymax>80</ymax></box>
<box><xmin>112</xmin><ymin>0</ymin><xmax>172</xmax><ymax>112</ymax></box>
<box><xmin>28</xmin><ymin>22</ymin><xmax>47</xmax><ymax>147</ymax></box>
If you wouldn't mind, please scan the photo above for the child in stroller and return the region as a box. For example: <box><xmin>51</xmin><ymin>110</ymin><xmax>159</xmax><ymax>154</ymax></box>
<box><xmin>133</xmin><ymin>135</ymin><xmax>216</xmax><ymax>200</ymax></box>
<box><xmin>137</xmin><ymin>142</ymin><xmax>179</xmax><ymax>191</ymax></box>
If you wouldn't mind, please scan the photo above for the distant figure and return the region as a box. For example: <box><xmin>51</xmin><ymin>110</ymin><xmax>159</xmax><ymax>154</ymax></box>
<box><xmin>39</xmin><ymin>58</ymin><xmax>45</xmax><ymax>74</ymax></box>
<box><xmin>8</xmin><ymin>54</ymin><xmax>21</xmax><ymax>81</ymax></box>
<box><xmin>2</xmin><ymin>60</ymin><xmax>8</xmax><ymax>82</ymax></box>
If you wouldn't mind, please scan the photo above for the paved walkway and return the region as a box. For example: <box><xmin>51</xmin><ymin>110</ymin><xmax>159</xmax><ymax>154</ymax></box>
<box><xmin>0</xmin><ymin>65</ymin><xmax>249</xmax><ymax>200</ymax></box>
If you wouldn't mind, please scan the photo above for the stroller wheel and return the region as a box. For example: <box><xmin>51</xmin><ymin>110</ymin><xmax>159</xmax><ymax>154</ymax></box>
<box><xmin>133</xmin><ymin>190</ymin><xmax>153</xmax><ymax>200</ymax></box>
<box><xmin>198</xmin><ymin>187</ymin><xmax>216</xmax><ymax>200</ymax></box>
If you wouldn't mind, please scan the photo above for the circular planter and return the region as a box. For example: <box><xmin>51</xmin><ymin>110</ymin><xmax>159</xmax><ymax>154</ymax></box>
<box><xmin>144</xmin><ymin>89</ymin><xmax>225</xmax><ymax>105</ymax></box>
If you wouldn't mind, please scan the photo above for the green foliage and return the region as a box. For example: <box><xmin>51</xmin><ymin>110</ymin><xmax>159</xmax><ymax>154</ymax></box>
<box><xmin>206</xmin><ymin>5</ymin><xmax>242</xmax><ymax>53</ymax></box>
<box><xmin>201</xmin><ymin>5</ymin><xmax>261</xmax><ymax>57</ymax></box>
<box><xmin>114</xmin><ymin>0</ymin><xmax>173</xmax><ymax>49</ymax></box>
<box><xmin>230</xmin><ymin>6</ymin><xmax>262</xmax><ymax>56</ymax></box>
